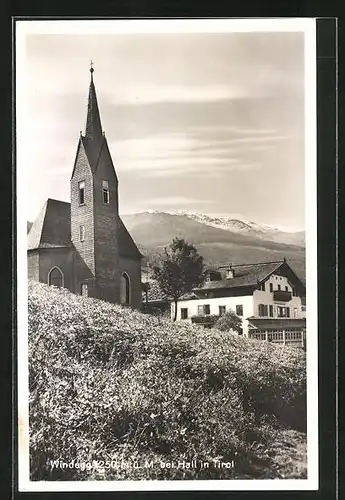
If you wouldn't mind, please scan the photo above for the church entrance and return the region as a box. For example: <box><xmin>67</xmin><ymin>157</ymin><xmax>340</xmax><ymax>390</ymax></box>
<box><xmin>120</xmin><ymin>273</ymin><xmax>131</xmax><ymax>305</ymax></box>
<box><xmin>48</xmin><ymin>267</ymin><xmax>64</xmax><ymax>287</ymax></box>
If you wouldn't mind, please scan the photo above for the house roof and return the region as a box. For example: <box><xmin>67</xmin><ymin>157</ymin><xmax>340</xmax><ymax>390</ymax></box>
<box><xmin>196</xmin><ymin>261</ymin><xmax>285</xmax><ymax>291</ymax></box>
<box><xmin>27</xmin><ymin>199</ymin><xmax>71</xmax><ymax>250</ymax></box>
<box><xmin>28</xmin><ymin>198</ymin><xmax>142</xmax><ymax>259</ymax></box>
<box><xmin>248</xmin><ymin>318</ymin><xmax>306</xmax><ymax>330</ymax></box>
<box><xmin>194</xmin><ymin>260</ymin><xmax>306</xmax><ymax>295</ymax></box>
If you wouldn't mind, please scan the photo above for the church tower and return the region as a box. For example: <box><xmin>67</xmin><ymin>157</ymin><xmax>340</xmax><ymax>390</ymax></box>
<box><xmin>70</xmin><ymin>64</ymin><xmax>121</xmax><ymax>302</ymax></box>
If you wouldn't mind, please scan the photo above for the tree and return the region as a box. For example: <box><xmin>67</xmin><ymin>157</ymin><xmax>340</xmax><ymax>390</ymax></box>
<box><xmin>152</xmin><ymin>238</ymin><xmax>205</xmax><ymax>321</ymax></box>
<box><xmin>214</xmin><ymin>309</ymin><xmax>242</xmax><ymax>334</ymax></box>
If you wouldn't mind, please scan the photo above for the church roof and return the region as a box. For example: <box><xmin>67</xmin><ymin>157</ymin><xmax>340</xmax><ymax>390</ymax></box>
<box><xmin>27</xmin><ymin>199</ymin><xmax>71</xmax><ymax>250</ymax></box>
<box><xmin>118</xmin><ymin>218</ymin><xmax>143</xmax><ymax>259</ymax></box>
<box><xmin>71</xmin><ymin>67</ymin><xmax>118</xmax><ymax>180</ymax></box>
<box><xmin>27</xmin><ymin>199</ymin><xmax>142</xmax><ymax>259</ymax></box>
<box><xmin>85</xmin><ymin>67</ymin><xmax>103</xmax><ymax>143</ymax></box>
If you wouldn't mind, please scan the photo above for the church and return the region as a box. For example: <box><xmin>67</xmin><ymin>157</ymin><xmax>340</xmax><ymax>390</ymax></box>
<box><xmin>27</xmin><ymin>65</ymin><xmax>143</xmax><ymax>309</ymax></box>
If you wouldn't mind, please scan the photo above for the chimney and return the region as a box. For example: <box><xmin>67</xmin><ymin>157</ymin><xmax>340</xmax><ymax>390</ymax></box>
<box><xmin>226</xmin><ymin>266</ymin><xmax>235</xmax><ymax>279</ymax></box>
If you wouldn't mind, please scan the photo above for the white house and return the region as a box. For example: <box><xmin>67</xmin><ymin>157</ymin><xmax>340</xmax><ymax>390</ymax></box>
<box><xmin>172</xmin><ymin>259</ymin><xmax>306</xmax><ymax>337</ymax></box>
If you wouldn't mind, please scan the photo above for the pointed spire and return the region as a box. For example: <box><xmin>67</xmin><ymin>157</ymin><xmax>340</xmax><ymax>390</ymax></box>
<box><xmin>85</xmin><ymin>62</ymin><xmax>103</xmax><ymax>142</ymax></box>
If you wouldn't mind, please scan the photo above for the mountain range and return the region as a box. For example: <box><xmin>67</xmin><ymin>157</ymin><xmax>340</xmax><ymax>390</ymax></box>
<box><xmin>27</xmin><ymin>211</ymin><xmax>306</xmax><ymax>283</ymax></box>
<box><xmin>121</xmin><ymin>211</ymin><xmax>306</xmax><ymax>283</ymax></box>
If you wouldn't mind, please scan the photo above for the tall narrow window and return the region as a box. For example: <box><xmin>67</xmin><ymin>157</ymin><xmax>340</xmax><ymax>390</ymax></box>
<box><xmin>269</xmin><ymin>304</ymin><xmax>274</xmax><ymax>317</ymax></box>
<box><xmin>120</xmin><ymin>273</ymin><xmax>131</xmax><ymax>305</ymax></box>
<box><xmin>259</xmin><ymin>304</ymin><xmax>265</xmax><ymax>316</ymax></box>
<box><xmin>102</xmin><ymin>180</ymin><xmax>109</xmax><ymax>204</ymax></box>
<box><xmin>181</xmin><ymin>308</ymin><xmax>188</xmax><ymax>320</ymax></box>
<box><xmin>219</xmin><ymin>305</ymin><xmax>226</xmax><ymax>316</ymax></box>
<box><xmin>81</xmin><ymin>283</ymin><xmax>88</xmax><ymax>297</ymax></box>
<box><xmin>236</xmin><ymin>304</ymin><xmax>243</xmax><ymax>316</ymax></box>
<box><xmin>48</xmin><ymin>267</ymin><xmax>63</xmax><ymax>287</ymax></box>
<box><xmin>79</xmin><ymin>181</ymin><xmax>85</xmax><ymax>205</ymax></box>
<box><xmin>277</xmin><ymin>284</ymin><xmax>281</xmax><ymax>291</ymax></box>
<box><xmin>80</xmin><ymin>225</ymin><xmax>85</xmax><ymax>242</ymax></box>
<box><xmin>269</xmin><ymin>283</ymin><xmax>273</xmax><ymax>292</ymax></box>
<box><xmin>204</xmin><ymin>304</ymin><xmax>211</xmax><ymax>315</ymax></box>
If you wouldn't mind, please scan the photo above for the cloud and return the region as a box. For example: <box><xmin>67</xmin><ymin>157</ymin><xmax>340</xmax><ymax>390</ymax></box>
<box><xmin>106</xmin><ymin>84</ymin><xmax>250</xmax><ymax>106</ymax></box>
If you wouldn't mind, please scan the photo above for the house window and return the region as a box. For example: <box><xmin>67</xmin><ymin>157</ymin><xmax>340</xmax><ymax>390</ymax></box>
<box><xmin>181</xmin><ymin>308</ymin><xmax>188</xmax><ymax>320</ymax></box>
<box><xmin>258</xmin><ymin>304</ymin><xmax>268</xmax><ymax>317</ymax></box>
<box><xmin>120</xmin><ymin>273</ymin><xmax>131</xmax><ymax>305</ymax></box>
<box><xmin>79</xmin><ymin>181</ymin><xmax>85</xmax><ymax>205</ymax></box>
<box><xmin>48</xmin><ymin>267</ymin><xmax>63</xmax><ymax>287</ymax></box>
<box><xmin>269</xmin><ymin>304</ymin><xmax>273</xmax><ymax>317</ymax></box>
<box><xmin>198</xmin><ymin>304</ymin><xmax>210</xmax><ymax>316</ymax></box>
<box><xmin>292</xmin><ymin>287</ymin><xmax>297</xmax><ymax>296</ymax></box>
<box><xmin>277</xmin><ymin>284</ymin><xmax>281</xmax><ymax>291</ymax></box>
<box><xmin>293</xmin><ymin>307</ymin><xmax>298</xmax><ymax>318</ymax></box>
<box><xmin>80</xmin><ymin>225</ymin><xmax>85</xmax><ymax>242</ymax></box>
<box><xmin>269</xmin><ymin>283</ymin><xmax>273</xmax><ymax>292</ymax></box>
<box><xmin>219</xmin><ymin>305</ymin><xmax>226</xmax><ymax>316</ymax></box>
<box><xmin>236</xmin><ymin>304</ymin><xmax>243</xmax><ymax>316</ymax></box>
<box><xmin>277</xmin><ymin>306</ymin><xmax>290</xmax><ymax>318</ymax></box>
<box><xmin>285</xmin><ymin>286</ymin><xmax>289</xmax><ymax>291</ymax></box>
<box><xmin>81</xmin><ymin>283</ymin><xmax>88</xmax><ymax>297</ymax></box>
<box><xmin>102</xmin><ymin>180</ymin><xmax>110</xmax><ymax>204</ymax></box>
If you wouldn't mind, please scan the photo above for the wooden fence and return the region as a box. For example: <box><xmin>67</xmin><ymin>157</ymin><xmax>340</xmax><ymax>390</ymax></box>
<box><xmin>248</xmin><ymin>329</ymin><xmax>306</xmax><ymax>350</ymax></box>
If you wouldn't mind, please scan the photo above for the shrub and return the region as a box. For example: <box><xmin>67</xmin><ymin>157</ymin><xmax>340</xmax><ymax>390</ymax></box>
<box><xmin>214</xmin><ymin>309</ymin><xmax>242</xmax><ymax>333</ymax></box>
<box><xmin>28</xmin><ymin>281</ymin><xmax>307</xmax><ymax>481</ymax></box>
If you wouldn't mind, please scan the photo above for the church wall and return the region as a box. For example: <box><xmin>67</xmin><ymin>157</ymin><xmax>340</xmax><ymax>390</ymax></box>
<box><xmin>70</xmin><ymin>143</ymin><xmax>95</xmax><ymax>276</ymax></box>
<box><xmin>93</xmin><ymin>142</ymin><xmax>121</xmax><ymax>303</ymax></box>
<box><xmin>38</xmin><ymin>248</ymin><xmax>74</xmax><ymax>291</ymax></box>
<box><xmin>118</xmin><ymin>255</ymin><xmax>142</xmax><ymax>309</ymax></box>
<box><xmin>27</xmin><ymin>250</ymin><xmax>39</xmax><ymax>281</ymax></box>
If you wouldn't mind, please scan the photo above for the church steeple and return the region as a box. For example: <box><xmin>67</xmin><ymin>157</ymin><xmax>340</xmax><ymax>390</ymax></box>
<box><xmin>85</xmin><ymin>62</ymin><xmax>103</xmax><ymax>142</ymax></box>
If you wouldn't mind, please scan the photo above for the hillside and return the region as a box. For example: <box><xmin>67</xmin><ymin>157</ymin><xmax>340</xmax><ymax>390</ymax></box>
<box><xmin>122</xmin><ymin>212</ymin><xmax>306</xmax><ymax>282</ymax></box>
<box><xmin>168</xmin><ymin>211</ymin><xmax>305</xmax><ymax>247</ymax></box>
<box><xmin>28</xmin><ymin>281</ymin><xmax>307</xmax><ymax>481</ymax></box>
<box><xmin>27</xmin><ymin>211</ymin><xmax>306</xmax><ymax>281</ymax></box>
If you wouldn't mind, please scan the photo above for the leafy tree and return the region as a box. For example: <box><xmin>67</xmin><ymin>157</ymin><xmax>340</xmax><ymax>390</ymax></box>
<box><xmin>215</xmin><ymin>309</ymin><xmax>243</xmax><ymax>334</ymax></box>
<box><xmin>152</xmin><ymin>238</ymin><xmax>205</xmax><ymax>321</ymax></box>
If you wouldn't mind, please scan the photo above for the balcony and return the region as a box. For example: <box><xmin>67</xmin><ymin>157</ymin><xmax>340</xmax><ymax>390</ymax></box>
<box><xmin>273</xmin><ymin>290</ymin><xmax>292</xmax><ymax>302</ymax></box>
<box><xmin>191</xmin><ymin>314</ymin><xmax>218</xmax><ymax>327</ymax></box>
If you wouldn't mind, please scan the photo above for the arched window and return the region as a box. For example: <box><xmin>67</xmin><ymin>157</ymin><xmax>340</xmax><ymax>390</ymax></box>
<box><xmin>120</xmin><ymin>273</ymin><xmax>131</xmax><ymax>305</ymax></box>
<box><xmin>48</xmin><ymin>266</ymin><xmax>64</xmax><ymax>287</ymax></box>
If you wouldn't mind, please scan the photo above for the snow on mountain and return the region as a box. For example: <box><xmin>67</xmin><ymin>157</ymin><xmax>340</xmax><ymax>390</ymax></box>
<box><xmin>168</xmin><ymin>210</ymin><xmax>283</xmax><ymax>234</ymax></box>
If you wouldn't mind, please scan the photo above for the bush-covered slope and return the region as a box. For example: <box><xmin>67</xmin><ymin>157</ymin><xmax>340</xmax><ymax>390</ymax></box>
<box><xmin>28</xmin><ymin>282</ymin><xmax>307</xmax><ymax>481</ymax></box>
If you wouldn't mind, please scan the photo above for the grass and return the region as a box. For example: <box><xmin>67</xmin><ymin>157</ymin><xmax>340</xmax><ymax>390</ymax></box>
<box><xmin>28</xmin><ymin>281</ymin><xmax>307</xmax><ymax>481</ymax></box>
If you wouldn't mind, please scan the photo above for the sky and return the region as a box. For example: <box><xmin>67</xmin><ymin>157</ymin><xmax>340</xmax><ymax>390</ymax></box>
<box><xmin>19</xmin><ymin>22</ymin><xmax>308</xmax><ymax>231</ymax></box>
